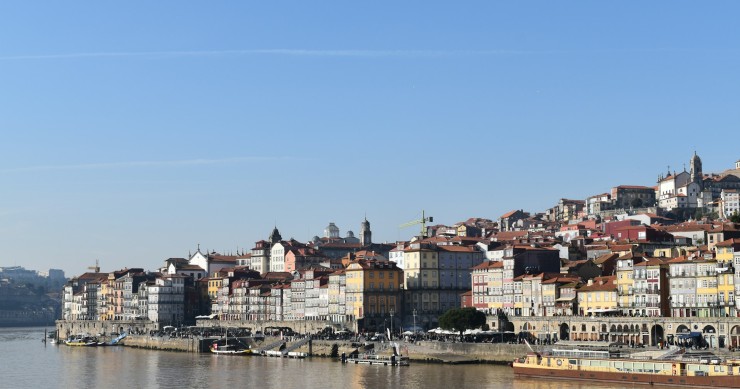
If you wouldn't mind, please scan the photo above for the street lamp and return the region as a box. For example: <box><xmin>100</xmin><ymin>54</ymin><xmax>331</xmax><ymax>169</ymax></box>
<box><xmin>390</xmin><ymin>308</ymin><xmax>394</xmax><ymax>340</ymax></box>
<box><xmin>413</xmin><ymin>309</ymin><xmax>417</xmax><ymax>334</ymax></box>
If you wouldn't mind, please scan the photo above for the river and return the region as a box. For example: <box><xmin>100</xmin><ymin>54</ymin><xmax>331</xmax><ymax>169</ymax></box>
<box><xmin>0</xmin><ymin>327</ymin><xmax>680</xmax><ymax>388</ymax></box>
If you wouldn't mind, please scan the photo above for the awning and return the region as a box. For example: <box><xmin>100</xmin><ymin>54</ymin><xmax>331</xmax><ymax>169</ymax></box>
<box><xmin>677</xmin><ymin>331</ymin><xmax>702</xmax><ymax>339</ymax></box>
<box><xmin>556</xmin><ymin>297</ymin><xmax>575</xmax><ymax>302</ymax></box>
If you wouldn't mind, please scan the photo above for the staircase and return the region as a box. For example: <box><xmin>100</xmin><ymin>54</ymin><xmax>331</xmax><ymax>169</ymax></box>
<box><xmin>282</xmin><ymin>336</ymin><xmax>311</xmax><ymax>355</ymax></box>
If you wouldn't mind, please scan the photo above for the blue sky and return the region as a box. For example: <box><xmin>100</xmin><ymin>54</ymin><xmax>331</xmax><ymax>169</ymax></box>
<box><xmin>1</xmin><ymin>2</ymin><xmax>739</xmax><ymax>276</ymax></box>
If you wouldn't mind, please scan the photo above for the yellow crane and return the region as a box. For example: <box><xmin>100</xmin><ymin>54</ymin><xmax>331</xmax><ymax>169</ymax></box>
<box><xmin>399</xmin><ymin>210</ymin><xmax>434</xmax><ymax>238</ymax></box>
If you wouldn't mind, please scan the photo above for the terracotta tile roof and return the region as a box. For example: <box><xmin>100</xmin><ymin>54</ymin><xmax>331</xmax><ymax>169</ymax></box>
<box><xmin>494</xmin><ymin>231</ymin><xmax>529</xmax><ymax>241</ymax></box>
<box><xmin>594</xmin><ymin>253</ymin><xmax>619</xmax><ymax>265</ymax></box>
<box><xmin>438</xmin><ymin>245</ymin><xmax>479</xmax><ymax>253</ymax></box>
<box><xmin>716</xmin><ymin>238</ymin><xmax>740</xmax><ymax>249</ymax></box>
<box><xmin>472</xmin><ymin>261</ymin><xmax>504</xmax><ymax>271</ymax></box>
<box><xmin>501</xmin><ymin>210</ymin><xmax>521</xmax><ymax>219</ymax></box>
<box><xmin>578</xmin><ymin>276</ymin><xmax>616</xmax><ymax>292</ymax></box>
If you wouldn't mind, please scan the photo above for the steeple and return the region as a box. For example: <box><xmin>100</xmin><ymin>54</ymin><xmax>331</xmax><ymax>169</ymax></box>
<box><xmin>690</xmin><ymin>151</ymin><xmax>703</xmax><ymax>185</ymax></box>
<box><xmin>360</xmin><ymin>216</ymin><xmax>372</xmax><ymax>246</ymax></box>
<box><xmin>268</xmin><ymin>226</ymin><xmax>282</xmax><ymax>244</ymax></box>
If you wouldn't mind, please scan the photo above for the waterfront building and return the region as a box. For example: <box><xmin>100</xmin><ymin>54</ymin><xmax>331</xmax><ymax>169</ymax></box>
<box><xmin>541</xmin><ymin>275</ymin><xmax>580</xmax><ymax>316</ymax></box>
<box><xmin>631</xmin><ymin>257</ymin><xmax>669</xmax><ymax>317</ymax></box>
<box><xmin>615</xmin><ymin>254</ymin><xmax>638</xmax><ymax>315</ymax></box>
<box><xmin>716</xmin><ymin>239</ymin><xmax>740</xmax><ymax>316</ymax></box>
<box><xmin>471</xmin><ymin>261</ymin><xmax>498</xmax><ymax>312</ymax></box>
<box><xmin>327</xmin><ymin>269</ymin><xmax>348</xmax><ymax>323</ymax></box>
<box><xmin>576</xmin><ymin>275</ymin><xmax>617</xmax><ymax>317</ymax></box>
<box><xmin>696</xmin><ymin>257</ymin><xmax>720</xmax><ymax>318</ymax></box>
<box><xmin>345</xmin><ymin>259</ymin><xmax>402</xmax><ymax>332</ymax></box>
<box><xmin>146</xmin><ymin>274</ymin><xmax>186</xmax><ymax>326</ymax></box>
<box><xmin>667</xmin><ymin>255</ymin><xmax>698</xmax><ymax>318</ymax></box>
<box><xmin>399</xmin><ymin>241</ymin><xmax>438</xmax><ymax>327</ymax></box>
<box><xmin>117</xmin><ymin>269</ymin><xmax>151</xmax><ymax>321</ymax></box>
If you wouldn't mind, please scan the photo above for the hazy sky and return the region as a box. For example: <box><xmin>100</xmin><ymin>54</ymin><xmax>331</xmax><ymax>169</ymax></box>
<box><xmin>1</xmin><ymin>2</ymin><xmax>739</xmax><ymax>276</ymax></box>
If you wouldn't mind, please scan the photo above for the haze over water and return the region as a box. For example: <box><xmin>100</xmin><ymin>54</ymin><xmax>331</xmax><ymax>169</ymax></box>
<box><xmin>0</xmin><ymin>327</ymin><xmax>680</xmax><ymax>389</ymax></box>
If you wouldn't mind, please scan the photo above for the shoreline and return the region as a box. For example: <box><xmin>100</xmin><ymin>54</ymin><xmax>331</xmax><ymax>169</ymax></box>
<box><xmin>118</xmin><ymin>334</ymin><xmax>530</xmax><ymax>364</ymax></box>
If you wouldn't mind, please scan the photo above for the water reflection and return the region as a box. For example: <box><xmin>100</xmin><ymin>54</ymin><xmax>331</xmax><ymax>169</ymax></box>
<box><xmin>0</xmin><ymin>328</ymin><xmax>660</xmax><ymax>389</ymax></box>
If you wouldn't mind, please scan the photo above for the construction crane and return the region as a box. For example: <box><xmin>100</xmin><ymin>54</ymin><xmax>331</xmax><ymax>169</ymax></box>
<box><xmin>88</xmin><ymin>259</ymin><xmax>100</xmax><ymax>273</ymax></box>
<box><xmin>399</xmin><ymin>210</ymin><xmax>433</xmax><ymax>238</ymax></box>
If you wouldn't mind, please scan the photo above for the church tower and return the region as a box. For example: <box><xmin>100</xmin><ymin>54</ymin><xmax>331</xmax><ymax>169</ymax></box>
<box><xmin>690</xmin><ymin>151</ymin><xmax>703</xmax><ymax>186</ymax></box>
<box><xmin>268</xmin><ymin>226</ymin><xmax>282</xmax><ymax>244</ymax></box>
<box><xmin>360</xmin><ymin>217</ymin><xmax>372</xmax><ymax>246</ymax></box>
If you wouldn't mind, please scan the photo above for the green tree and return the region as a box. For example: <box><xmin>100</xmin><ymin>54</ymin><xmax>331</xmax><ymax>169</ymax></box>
<box><xmin>731</xmin><ymin>212</ymin><xmax>740</xmax><ymax>223</ymax></box>
<box><xmin>438</xmin><ymin>307</ymin><xmax>487</xmax><ymax>336</ymax></box>
<box><xmin>630</xmin><ymin>198</ymin><xmax>643</xmax><ymax>208</ymax></box>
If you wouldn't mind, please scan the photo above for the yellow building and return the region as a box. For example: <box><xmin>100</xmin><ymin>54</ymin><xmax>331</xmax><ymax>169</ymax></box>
<box><xmin>695</xmin><ymin>258</ymin><xmax>719</xmax><ymax>317</ymax></box>
<box><xmin>345</xmin><ymin>259</ymin><xmax>403</xmax><ymax>332</ymax></box>
<box><xmin>207</xmin><ymin>277</ymin><xmax>223</xmax><ymax>301</ymax></box>
<box><xmin>716</xmin><ymin>239</ymin><xmax>740</xmax><ymax>316</ymax></box>
<box><xmin>577</xmin><ymin>275</ymin><xmax>617</xmax><ymax>316</ymax></box>
<box><xmin>616</xmin><ymin>254</ymin><xmax>639</xmax><ymax>314</ymax></box>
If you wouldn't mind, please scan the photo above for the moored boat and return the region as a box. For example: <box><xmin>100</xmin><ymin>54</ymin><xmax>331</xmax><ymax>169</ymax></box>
<box><xmin>65</xmin><ymin>335</ymin><xmax>98</xmax><ymax>347</ymax></box>
<box><xmin>342</xmin><ymin>353</ymin><xmax>409</xmax><ymax>366</ymax></box>
<box><xmin>210</xmin><ymin>343</ymin><xmax>252</xmax><ymax>355</ymax></box>
<box><xmin>512</xmin><ymin>347</ymin><xmax>740</xmax><ymax>388</ymax></box>
<box><xmin>209</xmin><ymin>328</ymin><xmax>252</xmax><ymax>355</ymax></box>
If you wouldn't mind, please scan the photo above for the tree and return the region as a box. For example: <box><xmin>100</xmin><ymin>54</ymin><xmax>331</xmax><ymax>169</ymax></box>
<box><xmin>438</xmin><ymin>307</ymin><xmax>487</xmax><ymax>336</ymax></box>
<box><xmin>630</xmin><ymin>198</ymin><xmax>643</xmax><ymax>208</ymax></box>
<box><xmin>731</xmin><ymin>212</ymin><xmax>740</xmax><ymax>223</ymax></box>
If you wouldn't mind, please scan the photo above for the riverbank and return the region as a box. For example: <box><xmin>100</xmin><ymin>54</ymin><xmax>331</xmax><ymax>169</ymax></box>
<box><xmin>119</xmin><ymin>334</ymin><xmax>529</xmax><ymax>364</ymax></box>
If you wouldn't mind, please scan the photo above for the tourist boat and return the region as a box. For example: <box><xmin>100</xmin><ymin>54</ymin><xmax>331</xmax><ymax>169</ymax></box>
<box><xmin>512</xmin><ymin>347</ymin><xmax>740</xmax><ymax>388</ymax></box>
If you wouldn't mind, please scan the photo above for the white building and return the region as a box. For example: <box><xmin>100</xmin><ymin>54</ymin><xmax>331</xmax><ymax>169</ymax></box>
<box><xmin>147</xmin><ymin>275</ymin><xmax>185</xmax><ymax>326</ymax></box>
<box><xmin>721</xmin><ymin>189</ymin><xmax>739</xmax><ymax>219</ymax></box>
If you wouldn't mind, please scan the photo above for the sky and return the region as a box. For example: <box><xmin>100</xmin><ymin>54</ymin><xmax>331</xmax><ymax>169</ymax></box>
<box><xmin>1</xmin><ymin>2</ymin><xmax>739</xmax><ymax>276</ymax></box>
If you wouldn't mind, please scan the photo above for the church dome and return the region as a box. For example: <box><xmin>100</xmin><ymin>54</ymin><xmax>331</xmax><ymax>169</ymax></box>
<box><xmin>324</xmin><ymin>222</ymin><xmax>340</xmax><ymax>238</ymax></box>
<box><xmin>346</xmin><ymin>230</ymin><xmax>355</xmax><ymax>238</ymax></box>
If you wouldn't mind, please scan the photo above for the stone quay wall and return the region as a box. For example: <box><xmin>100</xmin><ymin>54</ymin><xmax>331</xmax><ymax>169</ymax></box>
<box><xmin>66</xmin><ymin>329</ymin><xmax>530</xmax><ymax>364</ymax></box>
<box><xmin>122</xmin><ymin>335</ymin><xmax>205</xmax><ymax>352</ymax></box>
<box><xmin>56</xmin><ymin>320</ymin><xmax>158</xmax><ymax>339</ymax></box>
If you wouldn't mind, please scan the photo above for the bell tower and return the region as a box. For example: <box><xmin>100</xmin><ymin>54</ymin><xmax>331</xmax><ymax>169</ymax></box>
<box><xmin>360</xmin><ymin>217</ymin><xmax>372</xmax><ymax>246</ymax></box>
<box><xmin>690</xmin><ymin>151</ymin><xmax>703</xmax><ymax>185</ymax></box>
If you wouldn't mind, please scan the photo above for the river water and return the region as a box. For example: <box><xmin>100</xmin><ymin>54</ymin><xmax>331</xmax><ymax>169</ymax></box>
<box><xmin>0</xmin><ymin>327</ymin><xmax>677</xmax><ymax>389</ymax></box>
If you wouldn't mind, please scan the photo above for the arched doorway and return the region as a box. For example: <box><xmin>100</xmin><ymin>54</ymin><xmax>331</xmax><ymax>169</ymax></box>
<box><xmin>703</xmin><ymin>325</ymin><xmax>717</xmax><ymax>348</ymax></box>
<box><xmin>651</xmin><ymin>324</ymin><xmax>664</xmax><ymax>347</ymax></box>
<box><xmin>731</xmin><ymin>326</ymin><xmax>740</xmax><ymax>348</ymax></box>
<box><xmin>559</xmin><ymin>323</ymin><xmax>569</xmax><ymax>341</ymax></box>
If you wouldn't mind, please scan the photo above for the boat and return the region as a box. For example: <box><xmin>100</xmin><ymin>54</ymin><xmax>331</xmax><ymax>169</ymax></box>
<box><xmin>210</xmin><ymin>328</ymin><xmax>252</xmax><ymax>355</ymax></box>
<box><xmin>512</xmin><ymin>347</ymin><xmax>740</xmax><ymax>388</ymax></box>
<box><xmin>341</xmin><ymin>342</ymin><xmax>409</xmax><ymax>366</ymax></box>
<box><xmin>65</xmin><ymin>335</ymin><xmax>98</xmax><ymax>347</ymax></box>
<box><xmin>342</xmin><ymin>353</ymin><xmax>409</xmax><ymax>366</ymax></box>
